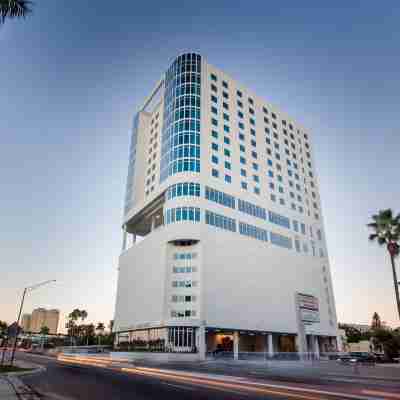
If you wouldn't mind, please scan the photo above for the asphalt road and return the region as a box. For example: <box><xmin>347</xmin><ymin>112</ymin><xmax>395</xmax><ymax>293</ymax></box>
<box><xmin>16</xmin><ymin>352</ymin><xmax>400</xmax><ymax>400</ymax></box>
<box><xmin>17</xmin><ymin>353</ymin><xmax>288</xmax><ymax>400</ymax></box>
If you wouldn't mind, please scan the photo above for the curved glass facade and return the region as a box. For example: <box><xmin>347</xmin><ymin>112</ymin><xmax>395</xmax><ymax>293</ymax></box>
<box><xmin>160</xmin><ymin>53</ymin><xmax>201</xmax><ymax>182</ymax></box>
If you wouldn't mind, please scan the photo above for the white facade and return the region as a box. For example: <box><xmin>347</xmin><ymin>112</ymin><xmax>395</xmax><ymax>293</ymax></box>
<box><xmin>113</xmin><ymin>53</ymin><xmax>338</xmax><ymax>358</ymax></box>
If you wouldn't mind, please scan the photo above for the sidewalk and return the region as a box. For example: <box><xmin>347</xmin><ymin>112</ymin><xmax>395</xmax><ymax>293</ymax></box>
<box><xmin>0</xmin><ymin>375</ymin><xmax>40</xmax><ymax>399</ymax></box>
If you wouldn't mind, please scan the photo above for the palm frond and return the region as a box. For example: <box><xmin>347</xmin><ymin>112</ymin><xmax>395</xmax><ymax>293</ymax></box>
<box><xmin>0</xmin><ymin>0</ymin><xmax>32</xmax><ymax>23</ymax></box>
<box><xmin>369</xmin><ymin>233</ymin><xmax>378</xmax><ymax>241</ymax></box>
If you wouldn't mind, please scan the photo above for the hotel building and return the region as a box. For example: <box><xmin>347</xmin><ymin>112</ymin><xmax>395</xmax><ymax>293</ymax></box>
<box><xmin>113</xmin><ymin>53</ymin><xmax>339</xmax><ymax>359</ymax></box>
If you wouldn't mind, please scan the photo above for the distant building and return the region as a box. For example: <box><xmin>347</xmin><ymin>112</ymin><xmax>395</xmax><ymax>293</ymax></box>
<box><xmin>25</xmin><ymin>308</ymin><xmax>60</xmax><ymax>334</ymax></box>
<box><xmin>21</xmin><ymin>314</ymin><xmax>31</xmax><ymax>332</ymax></box>
<box><xmin>339</xmin><ymin>323</ymin><xmax>371</xmax><ymax>334</ymax></box>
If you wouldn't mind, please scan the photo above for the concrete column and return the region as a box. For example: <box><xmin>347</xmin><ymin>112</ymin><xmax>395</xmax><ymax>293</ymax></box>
<box><xmin>132</xmin><ymin>233</ymin><xmax>136</xmax><ymax>243</ymax></box>
<box><xmin>151</xmin><ymin>216</ymin><xmax>156</xmax><ymax>231</ymax></box>
<box><xmin>268</xmin><ymin>333</ymin><xmax>274</xmax><ymax>357</ymax></box>
<box><xmin>122</xmin><ymin>228</ymin><xmax>127</xmax><ymax>251</ymax></box>
<box><xmin>314</xmin><ymin>336</ymin><xmax>320</xmax><ymax>359</ymax></box>
<box><xmin>197</xmin><ymin>326</ymin><xmax>206</xmax><ymax>360</ymax></box>
<box><xmin>233</xmin><ymin>331</ymin><xmax>239</xmax><ymax>360</ymax></box>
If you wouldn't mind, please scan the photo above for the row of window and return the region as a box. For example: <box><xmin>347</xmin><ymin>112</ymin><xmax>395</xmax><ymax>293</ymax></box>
<box><xmin>205</xmin><ymin>186</ymin><xmax>235</xmax><ymax>209</ymax></box>
<box><xmin>268</xmin><ymin>210</ymin><xmax>291</xmax><ymax>229</ymax></box>
<box><xmin>172</xmin><ymin>280</ymin><xmax>198</xmax><ymax>288</ymax></box>
<box><xmin>172</xmin><ymin>266</ymin><xmax>198</xmax><ymax>273</ymax></box>
<box><xmin>205</xmin><ymin>210</ymin><xmax>236</xmax><ymax>232</ymax></box>
<box><xmin>171</xmin><ymin>295</ymin><xmax>197</xmax><ymax>302</ymax></box>
<box><xmin>238</xmin><ymin>198</ymin><xmax>266</xmax><ymax>220</ymax></box>
<box><xmin>166</xmin><ymin>182</ymin><xmax>200</xmax><ymax>200</ymax></box>
<box><xmin>170</xmin><ymin>310</ymin><xmax>197</xmax><ymax>318</ymax></box>
<box><xmin>165</xmin><ymin>207</ymin><xmax>201</xmax><ymax>224</ymax></box>
<box><xmin>239</xmin><ymin>222</ymin><xmax>268</xmax><ymax>242</ymax></box>
<box><xmin>173</xmin><ymin>252</ymin><xmax>197</xmax><ymax>260</ymax></box>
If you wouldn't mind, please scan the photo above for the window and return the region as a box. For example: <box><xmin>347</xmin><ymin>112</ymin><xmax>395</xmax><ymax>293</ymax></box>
<box><xmin>263</xmin><ymin>106</ymin><xmax>268</xmax><ymax>114</ymax></box>
<box><xmin>225</xmin><ymin>174</ymin><xmax>231</xmax><ymax>183</ymax></box>
<box><xmin>238</xmin><ymin>199</ymin><xmax>266</xmax><ymax>220</ymax></box>
<box><xmin>166</xmin><ymin>182</ymin><xmax>201</xmax><ymax>200</ymax></box>
<box><xmin>223</xmin><ymin>91</ymin><xmax>229</xmax><ymax>99</ymax></box>
<box><xmin>248</xmin><ymin>97</ymin><xmax>254</xmax><ymax>105</ymax></box>
<box><xmin>211</xmin><ymin>73</ymin><xmax>217</xmax><ymax>81</ymax></box>
<box><xmin>211</xmin><ymin>130</ymin><xmax>218</xmax><ymax>139</ymax></box>
<box><xmin>239</xmin><ymin>133</ymin><xmax>245</xmax><ymax>141</ymax></box>
<box><xmin>268</xmin><ymin>210</ymin><xmax>290</xmax><ymax>229</ymax></box>
<box><xmin>251</xmin><ymin>139</ymin><xmax>257</xmax><ymax>147</ymax></box>
<box><xmin>271</xmin><ymin>194</ymin><xmax>276</xmax><ymax>202</ymax></box>
<box><xmin>293</xmin><ymin>220</ymin><xmax>299</xmax><ymax>232</ymax></box>
<box><xmin>212</xmin><ymin>168</ymin><xmax>219</xmax><ymax>178</ymax></box>
<box><xmin>317</xmin><ymin>229</ymin><xmax>322</xmax><ymax>241</ymax></box>
<box><xmin>237</xmin><ymin>100</ymin><xmax>243</xmax><ymax>108</ymax></box>
<box><xmin>224</xmin><ymin>125</ymin><xmax>230</xmax><ymax>133</ymax></box>
<box><xmin>224</xmin><ymin>148</ymin><xmax>231</xmax><ymax>157</ymax></box>
<box><xmin>241</xmin><ymin>181</ymin><xmax>247</xmax><ymax>189</ymax></box>
<box><xmin>211</xmin><ymin>155</ymin><xmax>218</xmax><ymax>164</ymax></box>
<box><xmin>253</xmin><ymin>175</ymin><xmax>259</xmax><ymax>183</ymax></box>
<box><xmin>238</xmin><ymin>111</ymin><xmax>244</xmax><ymax>119</ymax></box>
<box><xmin>205</xmin><ymin>186</ymin><xmax>235</xmax><ymax>209</ymax></box>
<box><xmin>205</xmin><ymin>210</ymin><xmax>236</xmax><ymax>232</ymax></box>
<box><xmin>223</xmin><ymin>113</ymin><xmax>230</xmax><ymax>121</ymax></box>
<box><xmin>254</xmin><ymin>187</ymin><xmax>260</xmax><ymax>195</ymax></box>
<box><xmin>270</xmin><ymin>232</ymin><xmax>292</xmax><ymax>249</ymax></box>
<box><xmin>240</xmin><ymin>156</ymin><xmax>246</xmax><ymax>165</ymax></box>
<box><xmin>252</xmin><ymin>163</ymin><xmax>259</xmax><ymax>171</ymax></box>
<box><xmin>239</xmin><ymin>222</ymin><xmax>268</xmax><ymax>242</ymax></box>
<box><xmin>295</xmin><ymin>239</ymin><xmax>301</xmax><ymax>252</ymax></box>
<box><xmin>212</xmin><ymin>142</ymin><xmax>218</xmax><ymax>151</ymax></box>
<box><xmin>211</xmin><ymin>95</ymin><xmax>217</xmax><ymax>103</ymax></box>
<box><xmin>225</xmin><ymin>161</ymin><xmax>231</xmax><ymax>170</ymax></box>
<box><xmin>238</xmin><ymin>122</ymin><xmax>245</xmax><ymax>130</ymax></box>
<box><xmin>237</xmin><ymin>90</ymin><xmax>242</xmax><ymax>97</ymax></box>
<box><xmin>211</xmin><ymin>106</ymin><xmax>218</xmax><ymax>115</ymax></box>
<box><xmin>249</xmin><ymin>118</ymin><xmax>255</xmax><ymax>126</ymax></box>
<box><xmin>240</xmin><ymin>169</ymin><xmax>247</xmax><ymax>177</ymax></box>
<box><xmin>211</xmin><ymin>118</ymin><xmax>218</xmax><ymax>127</ymax></box>
<box><xmin>222</xmin><ymin>80</ymin><xmax>228</xmax><ymax>88</ymax></box>
<box><xmin>251</xmin><ymin>151</ymin><xmax>257</xmax><ymax>159</ymax></box>
<box><xmin>223</xmin><ymin>102</ymin><xmax>229</xmax><ymax>110</ymax></box>
<box><xmin>165</xmin><ymin>207</ymin><xmax>200</xmax><ymax>224</ymax></box>
<box><xmin>211</xmin><ymin>84</ymin><xmax>217</xmax><ymax>92</ymax></box>
<box><xmin>300</xmin><ymin>223</ymin><xmax>306</xmax><ymax>235</ymax></box>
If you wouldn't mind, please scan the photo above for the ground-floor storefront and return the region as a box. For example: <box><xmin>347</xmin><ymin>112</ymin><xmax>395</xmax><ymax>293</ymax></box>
<box><xmin>115</xmin><ymin>325</ymin><xmax>338</xmax><ymax>361</ymax></box>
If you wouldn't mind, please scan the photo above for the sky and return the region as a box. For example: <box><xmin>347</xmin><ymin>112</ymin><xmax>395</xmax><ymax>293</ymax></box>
<box><xmin>1</xmin><ymin>0</ymin><xmax>400</xmax><ymax>331</ymax></box>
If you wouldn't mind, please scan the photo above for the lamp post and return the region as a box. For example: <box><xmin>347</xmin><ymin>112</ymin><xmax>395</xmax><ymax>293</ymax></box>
<box><xmin>9</xmin><ymin>279</ymin><xmax>56</xmax><ymax>366</ymax></box>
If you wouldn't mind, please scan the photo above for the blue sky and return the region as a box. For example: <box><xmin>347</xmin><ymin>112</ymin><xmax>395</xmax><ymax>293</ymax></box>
<box><xmin>1</xmin><ymin>0</ymin><xmax>400</xmax><ymax>329</ymax></box>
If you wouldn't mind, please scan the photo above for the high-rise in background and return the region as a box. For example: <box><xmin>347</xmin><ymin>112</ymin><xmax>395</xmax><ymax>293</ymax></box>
<box><xmin>21</xmin><ymin>308</ymin><xmax>60</xmax><ymax>334</ymax></box>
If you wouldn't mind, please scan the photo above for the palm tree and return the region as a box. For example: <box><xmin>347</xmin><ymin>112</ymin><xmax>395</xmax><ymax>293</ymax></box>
<box><xmin>80</xmin><ymin>310</ymin><xmax>88</xmax><ymax>324</ymax></box>
<box><xmin>96</xmin><ymin>322</ymin><xmax>105</xmax><ymax>345</ymax></box>
<box><xmin>368</xmin><ymin>209</ymin><xmax>400</xmax><ymax>320</ymax></box>
<box><xmin>371</xmin><ymin>312</ymin><xmax>382</xmax><ymax>330</ymax></box>
<box><xmin>0</xmin><ymin>0</ymin><xmax>32</xmax><ymax>23</ymax></box>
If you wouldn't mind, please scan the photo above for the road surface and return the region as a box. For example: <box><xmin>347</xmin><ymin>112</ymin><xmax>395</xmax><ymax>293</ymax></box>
<box><xmin>16</xmin><ymin>352</ymin><xmax>400</xmax><ymax>400</ymax></box>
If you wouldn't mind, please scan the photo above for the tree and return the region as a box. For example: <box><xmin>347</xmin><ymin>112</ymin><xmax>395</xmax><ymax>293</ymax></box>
<box><xmin>39</xmin><ymin>326</ymin><xmax>49</xmax><ymax>335</ymax></box>
<box><xmin>368</xmin><ymin>209</ymin><xmax>400</xmax><ymax>320</ymax></box>
<box><xmin>80</xmin><ymin>310</ymin><xmax>88</xmax><ymax>324</ymax></box>
<box><xmin>96</xmin><ymin>322</ymin><xmax>105</xmax><ymax>345</ymax></box>
<box><xmin>371</xmin><ymin>312</ymin><xmax>382</xmax><ymax>330</ymax></box>
<box><xmin>0</xmin><ymin>0</ymin><xmax>32</xmax><ymax>23</ymax></box>
<box><xmin>345</xmin><ymin>326</ymin><xmax>362</xmax><ymax>343</ymax></box>
<box><xmin>0</xmin><ymin>321</ymin><xmax>8</xmax><ymax>335</ymax></box>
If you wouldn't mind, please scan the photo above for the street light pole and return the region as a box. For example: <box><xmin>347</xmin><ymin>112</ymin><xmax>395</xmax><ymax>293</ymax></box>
<box><xmin>9</xmin><ymin>279</ymin><xmax>56</xmax><ymax>366</ymax></box>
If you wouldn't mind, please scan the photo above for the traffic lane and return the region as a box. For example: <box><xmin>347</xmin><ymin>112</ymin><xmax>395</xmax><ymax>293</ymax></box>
<box><xmin>18</xmin><ymin>353</ymin><xmax>381</xmax><ymax>400</ymax></box>
<box><xmin>19</xmin><ymin>357</ymin><xmax>278</xmax><ymax>400</ymax></box>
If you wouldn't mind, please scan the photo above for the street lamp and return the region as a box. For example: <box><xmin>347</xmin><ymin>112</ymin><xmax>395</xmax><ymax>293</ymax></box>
<box><xmin>9</xmin><ymin>279</ymin><xmax>56</xmax><ymax>366</ymax></box>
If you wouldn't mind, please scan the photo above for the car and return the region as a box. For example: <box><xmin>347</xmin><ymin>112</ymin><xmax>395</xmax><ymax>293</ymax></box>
<box><xmin>337</xmin><ymin>352</ymin><xmax>375</xmax><ymax>363</ymax></box>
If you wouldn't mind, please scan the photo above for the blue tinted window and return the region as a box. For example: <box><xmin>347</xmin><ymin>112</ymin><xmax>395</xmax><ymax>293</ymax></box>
<box><xmin>270</xmin><ymin>232</ymin><xmax>292</xmax><ymax>249</ymax></box>
<box><xmin>224</xmin><ymin>137</ymin><xmax>230</xmax><ymax>145</ymax></box>
<box><xmin>238</xmin><ymin>199</ymin><xmax>266</xmax><ymax>220</ymax></box>
<box><xmin>212</xmin><ymin>143</ymin><xmax>218</xmax><ymax>151</ymax></box>
<box><xmin>241</xmin><ymin>181</ymin><xmax>247</xmax><ymax>189</ymax></box>
<box><xmin>205</xmin><ymin>210</ymin><xmax>236</xmax><ymax>232</ymax></box>
<box><xmin>205</xmin><ymin>186</ymin><xmax>235</xmax><ymax>209</ymax></box>
<box><xmin>225</xmin><ymin>161</ymin><xmax>231</xmax><ymax>170</ymax></box>
<box><xmin>239</xmin><ymin>222</ymin><xmax>268</xmax><ymax>242</ymax></box>
<box><xmin>268</xmin><ymin>211</ymin><xmax>290</xmax><ymax>229</ymax></box>
<box><xmin>225</xmin><ymin>175</ymin><xmax>231</xmax><ymax>183</ymax></box>
<box><xmin>212</xmin><ymin>118</ymin><xmax>218</xmax><ymax>126</ymax></box>
<box><xmin>211</xmin><ymin>155</ymin><xmax>218</xmax><ymax>164</ymax></box>
<box><xmin>240</xmin><ymin>169</ymin><xmax>247</xmax><ymax>177</ymax></box>
<box><xmin>211</xmin><ymin>130</ymin><xmax>218</xmax><ymax>139</ymax></box>
<box><xmin>212</xmin><ymin>169</ymin><xmax>219</xmax><ymax>178</ymax></box>
<box><xmin>165</xmin><ymin>206</ymin><xmax>200</xmax><ymax>224</ymax></box>
<box><xmin>224</xmin><ymin>149</ymin><xmax>231</xmax><ymax>157</ymax></box>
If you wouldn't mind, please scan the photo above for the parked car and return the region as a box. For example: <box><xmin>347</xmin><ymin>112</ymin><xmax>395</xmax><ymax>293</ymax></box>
<box><xmin>337</xmin><ymin>352</ymin><xmax>375</xmax><ymax>363</ymax></box>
